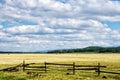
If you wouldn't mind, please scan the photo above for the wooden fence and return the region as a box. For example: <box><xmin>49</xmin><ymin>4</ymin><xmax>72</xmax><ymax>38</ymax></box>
<box><xmin>1</xmin><ymin>61</ymin><xmax>120</xmax><ymax>77</ymax></box>
<box><xmin>23</xmin><ymin>61</ymin><xmax>109</xmax><ymax>76</ymax></box>
<box><xmin>45</xmin><ymin>62</ymin><xmax>106</xmax><ymax>75</ymax></box>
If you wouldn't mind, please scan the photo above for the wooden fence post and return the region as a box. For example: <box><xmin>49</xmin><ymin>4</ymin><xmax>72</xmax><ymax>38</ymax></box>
<box><xmin>45</xmin><ymin>62</ymin><xmax>47</xmax><ymax>73</ymax></box>
<box><xmin>23</xmin><ymin>60</ymin><xmax>25</xmax><ymax>72</ymax></box>
<box><xmin>97</xmin><ymin>63</ymin><xmax>100</xmax><ymax>76</ymax></box>
<box><xmin>73</xmin><ymin>62</ymin><xmax>75</xmax><ymax>75</ymax></box>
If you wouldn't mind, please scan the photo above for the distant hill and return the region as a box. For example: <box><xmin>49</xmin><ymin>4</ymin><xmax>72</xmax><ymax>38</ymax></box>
<box><xmin>47</xmin><ymin>46</ymin><xmax>120</xmax><ymax>53</ymax></box>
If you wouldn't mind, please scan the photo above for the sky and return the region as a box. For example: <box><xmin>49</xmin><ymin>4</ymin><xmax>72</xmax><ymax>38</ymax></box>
<box><xmin>0</xmin><ymin>0</ymin><xmax>120</xmax><ymax>52</ymax></box>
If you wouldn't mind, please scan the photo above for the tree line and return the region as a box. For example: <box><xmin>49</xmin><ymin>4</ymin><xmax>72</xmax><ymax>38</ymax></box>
<box><xmin>47</xmin><ymin>46</ymin><xmax>120</xmax><ymax>53</ymax></box>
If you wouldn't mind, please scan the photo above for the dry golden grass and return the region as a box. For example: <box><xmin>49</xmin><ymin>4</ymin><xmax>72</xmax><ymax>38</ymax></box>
<box><xmin>0</xmin><ymin>53</ymin><xmax>120</xmax><ymax>64</ymax></box>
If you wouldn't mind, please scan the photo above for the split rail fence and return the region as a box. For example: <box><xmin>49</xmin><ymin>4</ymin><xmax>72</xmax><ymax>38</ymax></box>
<box><xmin>22</xmin><ymin>60</ymin><xmax>120</xmax><ymax>76</ymax></box>
<box><xmin>0</xmin><ymin>60</ymin><xmax>120</xmax><ymax>76</ymax></box>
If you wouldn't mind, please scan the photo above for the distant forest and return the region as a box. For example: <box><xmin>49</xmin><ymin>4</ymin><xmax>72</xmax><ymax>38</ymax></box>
<box><xmin>0</xmin><ymin>46</ymin><xmax>120</xmax><ymax>53</ymax></box>
<box><xmin>47</xmin><ymin>46</ymin><xmax>120</xmax><ymax>53</ymax></box>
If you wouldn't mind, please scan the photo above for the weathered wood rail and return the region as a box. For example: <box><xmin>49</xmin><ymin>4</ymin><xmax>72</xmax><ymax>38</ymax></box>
<box><xmin>96</xmin><ymin>70</ymin><xmax>120</xmax><ymax>75</ymax></box>
<box><xmin>45</xmin><ymin>62</ymin><xmax>73</xmax><ymax>66</ymax></box>
<box><xmin>0</xmin><ymin>63</ymin><xmax>22</xmax><ymax>72</ymax></box>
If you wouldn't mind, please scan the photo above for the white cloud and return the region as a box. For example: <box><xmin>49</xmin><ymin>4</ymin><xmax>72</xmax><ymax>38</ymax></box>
<box><xmin>5</xmin><ymin>25</ymin><xmax>54</xmax><ymax>34</ymax></box>
<box><xmin>0</xmin><ymin>25</ymin><xmax>2</xmax><ymax>28</ymax></box>
<box><xmin>0</xmin><ymin>0</ymin><xmax>120</xmax><ymax>51</ymax></box>
<box><xmin>1</xmin><ymin>0</ymin><xmax>120</xmax><ymax>21</ymax></box>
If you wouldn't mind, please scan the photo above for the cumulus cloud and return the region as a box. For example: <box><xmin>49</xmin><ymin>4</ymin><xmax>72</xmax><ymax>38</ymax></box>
<box><xmin>4</xmin><ymin>25</ymin><xmax>54</xmax><ymax>34</ymax></box>
<box><xmin>0</xmin><ymin>0</ymin><xmax>120</xmax><ymax>51</ymax></box>
<box><xmin>1</xmin><ymin>0</ymin><xmax>120</xmax><ymax>21</ymax></box>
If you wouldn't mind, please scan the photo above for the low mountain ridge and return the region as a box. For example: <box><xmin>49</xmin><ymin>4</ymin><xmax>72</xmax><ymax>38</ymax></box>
<box><xmin>47</xmin><ymin>46</ymin><xmax>120</xmax><ymax>53</ymax></box>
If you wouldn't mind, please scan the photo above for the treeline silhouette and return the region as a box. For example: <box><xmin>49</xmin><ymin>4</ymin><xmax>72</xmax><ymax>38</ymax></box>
<box><xmin>0</xmin><ymin>52</ymin><xmax>43</xmax><ymax>54</ymax></box>
<box><xmin>47</xmin><ymin>46</ymin><xmax>120</xmax><ymax>53</ymax></box>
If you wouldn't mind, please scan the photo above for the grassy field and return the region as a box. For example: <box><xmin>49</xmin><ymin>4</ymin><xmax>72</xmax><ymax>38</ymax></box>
<box><xmin>0</xmin><ymin>53</ymin><xmax>120</xmax><ymax>80</ymax></box>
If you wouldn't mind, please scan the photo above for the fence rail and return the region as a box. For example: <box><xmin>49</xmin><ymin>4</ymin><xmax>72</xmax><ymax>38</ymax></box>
<box><xmin>68</xmin><ymin>68</ymin><xmax>97</xmax><ymax>70</ymax></box>
<box><xmin>96</xmin><ymin>70</ymin><xmax>120</xmax><ymax>74</ymax></box>
<box><xmin>26</xmin><ymin>66</ymin><xmax>46</xmax><ymax>68</ymax></box>
<box><xmin>45</xmin><ymin>62</ymin><xmax>73</xmax><ymax>66</ymax></box>
<box><xmin>75</xmin><ymin>65</ymin><xmax>106</xmax><ymax>68</ymax></box>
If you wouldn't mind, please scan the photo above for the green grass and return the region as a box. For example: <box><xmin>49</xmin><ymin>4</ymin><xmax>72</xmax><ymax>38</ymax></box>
<box><xmin>0</xmin><ymin>72</ymin><xmax>26</xmax><ymax>80</ymax></box>
<box><xmin>0</xmin><ymin>69</ymin><xmax>119</xmax><ymax>80</ymax></box>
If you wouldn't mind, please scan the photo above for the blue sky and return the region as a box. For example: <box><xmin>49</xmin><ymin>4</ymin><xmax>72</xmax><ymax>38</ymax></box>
<box><xmin>102</xmin><ymin>21</ymin><xmax>120</xmax><ymax>30</ymax></box>
<box><xmin>0</xmin><ymin>20</ymin><xmax>38</xmax><ymax>28</ymax></box>
<box><xmin>0</xmin><ymin>0</ymin><xmax>120</xmax><ymax>52</ymax></box>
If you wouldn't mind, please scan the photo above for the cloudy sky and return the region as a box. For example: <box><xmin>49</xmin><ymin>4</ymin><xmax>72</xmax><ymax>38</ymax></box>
<box><xmin>0</xmin><ymin>0</ymin><xmax>120</xmax><ymax>52</ymax></box>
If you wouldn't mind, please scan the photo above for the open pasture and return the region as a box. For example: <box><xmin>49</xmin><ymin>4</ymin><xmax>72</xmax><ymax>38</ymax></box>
<box><xmin>0</xmin><ymin>53</ymin><xmax>120</xmax><ymax>80</ymax></box>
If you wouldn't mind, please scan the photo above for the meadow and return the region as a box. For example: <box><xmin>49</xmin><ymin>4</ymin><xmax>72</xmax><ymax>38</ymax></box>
<box><xmin>0</xmin><ymin>53</ymin><xmax>120</xmax><ymax>80</ymax></box>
